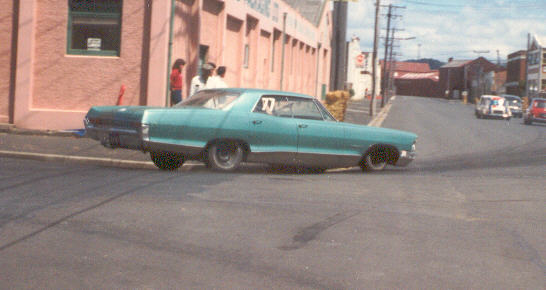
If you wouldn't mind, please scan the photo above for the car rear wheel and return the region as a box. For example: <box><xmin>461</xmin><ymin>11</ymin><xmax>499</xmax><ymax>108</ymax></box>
<box><xmin>208</xmin><ymin>141</ymin><xmax>244</xmax><ymax>171</ymax></box>
<box><xmin>361</xmin><ymin>149</ymin><xmax>388</xmax><ymax>172</ymax></box>
<box><xmin>150</xmin><ymin>151</ymin><xmax>185</xmax><ymax>170</ymax></box>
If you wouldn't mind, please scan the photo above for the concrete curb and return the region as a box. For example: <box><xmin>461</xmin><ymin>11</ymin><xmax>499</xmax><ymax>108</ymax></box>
<box><xmin>0</xmin><ymin>125</ymin><xmax>83</xmax><ymax>138</ymax></box>
<box><xmin>0</xmin><ymin>150</ymin><xmax>201</xmax><ymax>171</ymax></box>
<box><xmin>368</xmin><ymin>96</ymin><xmax>396</xmax><ymax>127</ymax></box>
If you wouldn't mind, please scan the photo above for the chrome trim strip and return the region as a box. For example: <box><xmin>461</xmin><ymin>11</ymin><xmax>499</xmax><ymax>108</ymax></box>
<box><xmin>144</xmin><ymin>141</ymin><xmax>203</xmax><ymax>156</ymax></box>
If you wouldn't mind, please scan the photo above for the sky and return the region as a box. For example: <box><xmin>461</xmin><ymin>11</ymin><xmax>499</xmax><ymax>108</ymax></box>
<box><xmin>346</xmin><ymin>0</ymin><xmax>546</xmax><ymax>63</ymax></box>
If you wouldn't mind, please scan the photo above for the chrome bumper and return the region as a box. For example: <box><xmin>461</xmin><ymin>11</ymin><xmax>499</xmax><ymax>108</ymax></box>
<box><xmin>396</xmin><ymin>149</ymin><xmax>416</xmax><ymax>167</ymax></box>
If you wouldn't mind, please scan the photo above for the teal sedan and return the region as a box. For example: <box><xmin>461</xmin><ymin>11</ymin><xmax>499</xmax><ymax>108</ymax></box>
<box><xmin>84</xmin><ymin>88</ymin><xmax>417</xmax><ymax>172</ymax></box>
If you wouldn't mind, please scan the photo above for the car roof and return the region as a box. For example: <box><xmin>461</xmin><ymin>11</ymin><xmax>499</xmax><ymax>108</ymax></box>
<box><xmin>532</xmin><ymin>98</ymin><xmax>546</xmax><ymax>102</ymax></box>
<box><xmin>207</xmin><ymin>88</ymin><xmax>314</xmax><ymax>99</ymax></box>
<box><xmin>501</xmin><ymin>94</ymin><xmax>521</xmax><ymax>100</ymax></box>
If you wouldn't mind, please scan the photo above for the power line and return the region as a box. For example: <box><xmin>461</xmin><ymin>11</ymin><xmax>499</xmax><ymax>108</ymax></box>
<box><xmin>402</xmin><ymin>0</ymin><xmax>546</xmax><ymax>10</ymax></box>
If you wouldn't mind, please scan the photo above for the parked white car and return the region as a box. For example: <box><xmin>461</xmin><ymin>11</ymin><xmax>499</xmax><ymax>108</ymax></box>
<box><xmin>475</xmin><ymin>95</ymin><xmax>511</xmax><ymax>120</ymax></box>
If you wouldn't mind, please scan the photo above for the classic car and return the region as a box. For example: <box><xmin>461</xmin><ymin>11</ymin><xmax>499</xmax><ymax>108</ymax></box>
<box><xmin>84</xmin><ymin>88</ymin><xmax>417</xmax><ymax>172</ymax></box>
<box><xmin>501</xmin><ymin>94</ymin><xmax>523</xmax><ymax>118</ymax></box>
<box><xmin>523</xmin><ymin>97</ymin><xmax>546</xmax><ymax>125</ymax></box>
<box><xmin>475</xmin><ymin>95</ymin><xmax>511</xmax><ymax>120</ymax></box>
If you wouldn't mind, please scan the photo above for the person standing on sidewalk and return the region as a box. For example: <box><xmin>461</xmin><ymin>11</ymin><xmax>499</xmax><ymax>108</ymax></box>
<box><xmin>206</xmin><ymin>66</ymin><xmax>228</xmax><ymax>89</ymax></box>
<box><xmin>190</xmin><ymin>63</ymin><xmax>214</xmax><ymax>96</ymax></box>
<box><xmin>170</xmin><ymin>58</ymin><xmax>186</xmax><ymax>105</ymax></box>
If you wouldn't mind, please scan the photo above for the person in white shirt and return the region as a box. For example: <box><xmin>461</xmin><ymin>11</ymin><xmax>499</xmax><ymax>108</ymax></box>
<box><xmin>206</xmin><ymin>66</ymin><xmax>228</xmax><ymax>89</ymax></box>
<box><xmin>189</xmin><ymin>63</ymin><xmax>214</xmax><ymax>96</ymax></box>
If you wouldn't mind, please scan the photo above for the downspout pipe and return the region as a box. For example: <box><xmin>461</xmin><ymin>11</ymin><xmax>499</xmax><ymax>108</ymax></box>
<box><xmin>280</xmin><ymin>12</ymin><xmax>287</xmax><ymax>91</ymax></box>
<box><xmin>315</xmin><ymin>42</ymin><xmax>321</xmax><ymax>98</ymax></box>
<box><xmin>166</xmin><ymin>0</ymin><xmax>176</xmax><ymax>107</ymax></box>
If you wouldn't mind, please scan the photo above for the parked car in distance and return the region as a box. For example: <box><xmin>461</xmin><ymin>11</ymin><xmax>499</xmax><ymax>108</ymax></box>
<box><xmin>523</xmin><ymin>98</ymin><xmax>546</xmax><ymax>125</ymax></box>
<box><xmin>84</xmin><ymin>88</ymin><xmax>417</xmax><ymax>172</ymax></box>
<box><xmin>475</xmin><ymin>95</ymin><xmax>511</xmax><ymax>120</ymax></box>
<box><xmin>501</xmin><ymin>94</ymin><xmax>523</xmax><ymax>118</ymax></box>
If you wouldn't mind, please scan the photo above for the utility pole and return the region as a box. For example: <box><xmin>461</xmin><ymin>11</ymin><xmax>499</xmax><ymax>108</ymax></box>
<box><xmin>330</xmin><ymin>1</ymin><xmax>348</xmax><ymax>91</ymax></box>
<box><xmin>380</xmin><ymin>4</ymin><xmax>392</xmax><ymax>108</ymax></box>
<box><xmin>380</xmin><ymin>4</ymin><xmax>405</xmax><ymax>107</ymax></box>
<box><xmin>386</xmin><ymin>28</ymin><xmax>396</xmax><ymax>102</ymax></box>
<box><xmin>370</xmin><ymin>0</ymin><xmax>380</xmax><ymax>117</ymax></box>
<box><xmin>417</xmin><ymin>43</ymin><xmax>421</xmax><ymax>59</ymax></box>
<box><xmin>525</xmin><ymin>33</ymin><xmax>530</xmax><ymax>98</ymax></box>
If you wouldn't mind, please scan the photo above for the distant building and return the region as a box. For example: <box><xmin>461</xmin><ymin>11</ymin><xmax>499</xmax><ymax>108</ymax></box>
<box><xmin>526</xmin><ymin>35</ymin><xmax>546</xmax><ymax>98</ymax></box>
<box><xmin>346</xmin><ymin>37</ymin><xmax>380</xmax><ymax>100</ymax></box>
<box><xmin>439</xmin><ymin>57</ymin><xmax>499</xmax><ymax>101</ymax></box>
<box><xmin>506</xmin><ymin>50</ymin><xmax>527</xmax><ymax>97</ymax></box>
<box><xmin>395</xmin><ymin>71</ymin><xmax>440</xmax><ymax>98</ymax></box>
<box><xmin>380</xmin><ymin>61</ymin><xmax>440</xmax><ymax>98</ymax></box>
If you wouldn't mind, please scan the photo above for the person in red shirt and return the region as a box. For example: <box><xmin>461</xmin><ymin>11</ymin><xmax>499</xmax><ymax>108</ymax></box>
<box><xmin>170</xmin><ymin>58</ymin><xmax>186</xmax><ymax>105</ymax></box>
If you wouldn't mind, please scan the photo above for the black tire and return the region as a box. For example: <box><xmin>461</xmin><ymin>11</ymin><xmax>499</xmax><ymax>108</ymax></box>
<box><xmin>150</xmin><ymin>151</ymin><xmax>184</xmax><ymax>170</ymax></box>
<box><xmin>208</xmin><ymin>141</ymin><xmax>244</xmax><ymax>171</ymax></box>
<box><xmin>524</xmin><ymin>118</ymin><xmax>532</xmax><ymax>125</ymax></box>
<box><xmin>360</xmin><ymin>149</ymin><xmax>388</xmax><ymax>172</ymax></box>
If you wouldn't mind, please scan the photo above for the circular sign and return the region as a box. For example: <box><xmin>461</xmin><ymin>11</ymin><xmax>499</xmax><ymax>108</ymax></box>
<box><xmin>356</xmin><ymin>54</ymin><xmax>365</xmax><ymax>67</ymax></box>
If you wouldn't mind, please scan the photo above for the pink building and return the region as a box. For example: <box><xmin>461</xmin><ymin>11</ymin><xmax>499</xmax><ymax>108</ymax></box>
<box><xmin>0</xmin><ymin>0</ymin><xmax>332</xmax><ymax>130</ymax></box>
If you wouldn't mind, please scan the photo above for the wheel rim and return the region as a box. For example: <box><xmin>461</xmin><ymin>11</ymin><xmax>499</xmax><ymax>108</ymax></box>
<box><xmin>366</xmin><ymin>153</ymin><xmax>387</xmax><ymax>170</ymax></box>
<box><xmin>213</xmin><ymin>143</ymin><xmax>241</xmax><ymax>169</ymax></box>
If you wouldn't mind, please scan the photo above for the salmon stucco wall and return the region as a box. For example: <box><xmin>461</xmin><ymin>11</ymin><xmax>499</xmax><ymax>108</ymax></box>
<box><xmin>0</xmin><ymin>0</ymin><xmax>14</xmax><ymax>123</ymax></box>
<box><xmin>13</xmin><ymin>0</ymin><xmax>152</xmax><ymax>130</ymax></box>
<box><xmin>33</xmin><ymin>0</ymin><xmax>148</xmax><ymax>110</ymax></box>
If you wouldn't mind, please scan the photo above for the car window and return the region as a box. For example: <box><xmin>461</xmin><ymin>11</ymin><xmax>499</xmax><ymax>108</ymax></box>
<box><xmin>289</xmin><ymin>97</ymin><xmax>324</xmax><ymax>121</ymax></box>
<box><xmin>535</xmin><ymin>101</ymin><xmax>546</xmax><ymax>108</ymax></box>
<box><xmin>176</xmin><ymin>90</ymin><xmax>240</xmax><ymax>110</ymax></box>
<box><xmin>253</xmin><ymin>95</ymin><xmax>293</xmax><ymax>118</ymax></box>
<box><xmin>315</xmin><ymin>100</ymin><xmax>337</xmax><ymax>121</ymax></box>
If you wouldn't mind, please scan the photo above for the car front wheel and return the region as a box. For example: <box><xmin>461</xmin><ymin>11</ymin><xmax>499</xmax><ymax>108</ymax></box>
<box><xmin>150</xmin><ymin>151</ymin><xmax>185</xmax><ymax>170</ymax></box>
<box><xmin>208</xmin><ymin>141</ymin><xmax>244</xmax><ymax>171</ymax></box>
<box><xmin>361</xmin><ymin>149</ymin><xmax>388</xmax><ymax>172</ymax></box>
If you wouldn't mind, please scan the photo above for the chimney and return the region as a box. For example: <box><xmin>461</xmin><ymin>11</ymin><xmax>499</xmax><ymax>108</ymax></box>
<box><xmin>448</xmin><ymin>57</ymin><xmax>453</xmax><ymax>63</ymax></box>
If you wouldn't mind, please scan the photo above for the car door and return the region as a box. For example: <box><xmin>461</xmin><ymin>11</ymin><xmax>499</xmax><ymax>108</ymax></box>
<box><xmin>289</xmin><ymin>97</ymin><xmax>350</xmax><ymax>168</ymax></box>
<box><xmin>247</xmin><ymin>95</ymin><xmax>298</xmax><ymax>164</ymax></box>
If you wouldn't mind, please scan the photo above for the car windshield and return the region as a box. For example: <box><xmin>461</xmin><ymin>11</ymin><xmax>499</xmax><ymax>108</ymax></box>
<box><xmin>176</xmin><ymin>90</ymin><xmax>240</xmax><ymax>110</ymax></box>
<box><xmin>534</xmin><ymin>101</ymin><xmax>546</xmax><ymax>108</ymax></box>
<box><xmin>504</xmin><ymin>96</ymin><xmax>520</xmax><ymax>103</ymax></box>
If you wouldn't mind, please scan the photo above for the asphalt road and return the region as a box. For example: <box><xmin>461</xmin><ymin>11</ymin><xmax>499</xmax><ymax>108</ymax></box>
<box><xmin>1</xmin><ymin>96</ymin><xmax>544</xmax><ymax>289</ymax></box>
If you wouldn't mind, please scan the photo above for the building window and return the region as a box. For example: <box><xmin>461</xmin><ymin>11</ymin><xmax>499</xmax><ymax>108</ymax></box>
<box><xmin>243</xmin><ymin>44</ymin><xmax>249</xmax><ymax>68</ymax></box>
<box><xmin>67</xmin><ymin>0</ymin><xmax>122</xmax><ymax>56</ymax></box>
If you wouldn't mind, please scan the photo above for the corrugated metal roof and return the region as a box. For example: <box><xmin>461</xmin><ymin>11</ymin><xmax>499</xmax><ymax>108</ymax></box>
<box><xmin>397</xmin><ymin>71</ymin><xmax>439</xmax><ymax>80</ymax></box>
<box><xmin>440</xmin><ymin>59</ymin><xmax>472</xmax><ymax>68</ymax></box>
<box><xmin>283</xmin><ymin>0</ymin><xmax>326</xmax><ymax>26</ymax></box>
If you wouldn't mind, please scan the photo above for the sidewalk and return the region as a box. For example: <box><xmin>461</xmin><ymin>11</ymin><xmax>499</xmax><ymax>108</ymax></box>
<box><xmin>0</xmin><ymin>97</ymin><xmax>394</xmax><ymax>168</ymax></box>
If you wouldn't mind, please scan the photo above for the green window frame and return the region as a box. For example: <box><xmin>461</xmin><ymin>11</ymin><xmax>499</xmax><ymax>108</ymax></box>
<box><xmin>67</xmin><ymin>0</ymin><xmax>122</xmax><ymax>56</ymax></box>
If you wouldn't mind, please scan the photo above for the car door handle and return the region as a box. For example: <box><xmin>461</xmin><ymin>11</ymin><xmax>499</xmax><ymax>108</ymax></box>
<box><xmin>298</xmin><ymin>124</ymin><xmax>308</xmax><ymax>128</ymax></box>
<box><xmin>252</xmin><ymin>120</ymin><xmax>263</xmax><ymax>125</ymax></box>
